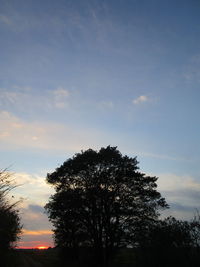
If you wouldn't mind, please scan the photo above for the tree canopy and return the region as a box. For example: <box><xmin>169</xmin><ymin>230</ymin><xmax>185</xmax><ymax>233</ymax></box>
<box><xmin>45</xmin><ymin>146</ymin><xmax>168</xmax><ymax>264</ymax></box>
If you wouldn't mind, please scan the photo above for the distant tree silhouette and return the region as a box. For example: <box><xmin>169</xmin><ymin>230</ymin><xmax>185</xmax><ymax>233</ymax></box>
<box><xmin>146</xmin><ymin>217</ymin><xmax>192</xmax><ymax>248</ymax></box>
<box><xmin>45</xmin><ymin>146</ymin><xmax>168</xmax><ymax>266</ymax></box>
<box><xmin>0</xmin><ymin>169</ymin><xmax>22</xmax><ymax>251</ymax></box>
<box><xmin>136</xmin><ymin>216</ymin><xmax>200</xmax><ymax>267</ymax></box>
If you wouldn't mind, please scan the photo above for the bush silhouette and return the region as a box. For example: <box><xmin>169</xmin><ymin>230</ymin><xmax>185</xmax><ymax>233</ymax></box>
<box><xmin>0</xmin><ymin>169</ymin><xmax>22</xmax><ymax>251</ymax></box>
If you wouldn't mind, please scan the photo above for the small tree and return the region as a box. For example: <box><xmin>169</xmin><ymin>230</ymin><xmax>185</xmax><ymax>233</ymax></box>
<box><xmin>0</xmin><ymin>169</ymin><xmax>22</xmax><ymax>250</ymax></box>
<box><xmin>45</xmin><ymin>146</ymin><xmax>168</xmax><ymax>265</ymax></box>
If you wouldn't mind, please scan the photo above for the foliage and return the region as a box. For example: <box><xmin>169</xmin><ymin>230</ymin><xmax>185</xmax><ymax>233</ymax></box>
<box><xmin>0</xmin><ymin>169</ymin><xmax>22</xmax><ymax>250</ymax></box>
<box><xmin>45</xmin><ymin>146</ymin><xmax>168</xmax><ymax>264</ymax></box>
<box><xmin>135</xmin><ymin>216</ymin><xmax>200</xmax><ymax>267</ymax></box>
<box><xmin>189</xmin><ymin>211</ymin><xmax>200</xmax><ymax>248</ymax></box>
<box><xmin>144</xmin><ymin>214</ymin><xmax>200</xmax><ymax>249</ymax></box>
<box><xmin>145</xmin><ymin>216</ymin><xmax>193</xmax><ymax>248</ymax></box>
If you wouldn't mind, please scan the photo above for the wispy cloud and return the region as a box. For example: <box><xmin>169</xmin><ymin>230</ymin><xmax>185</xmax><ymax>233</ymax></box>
<box><xmin>13</xmin><ymin>172</ymin><xmax>53</xmax><ymax>206</ymax></box>
<box><xmin>136</xmin><ymin>151</ymin><xmax>190</xmax><ymax>162</ymax></box>
<box><xmin>183</xmin><ymin>54</ymin><xmax>200</xmax><ymax>83</ymax></box>
<box><xmin>0</xmin><ymin>165</ymin><xmax>53</xmax><ymax>246</ymax></box>
<box><xmin>158</xmin><ymin>173</ymin><xmax>200</xmax><ymax>193</ymax></box>
<box><xmin>0</xmin><ymin>110</ymin><xmax>191</xmax><ymax>163</ymax></box>
<box><xmin>0</xmin><ymin>87</ymin><xmax>30</xmax><ymax>105</ymax></box>
<box><xmin>0</xmin><ymin>14</ymin><xmax>12</xmax><ymax>25</ymax></box>
<box><xmin>0</xmin><ymin>86</ymin><xmax>71</xmax><ymax>111</ymax></box>
<box><xmin>22</xmin><ymin>229</ymin><xmax>53</xmax><ymax>236</ymax></box>
<box><xmin>0</xmin><ymin>110</ymin><xmax>108</xmax><ymax>152</ymax></box>
<box><xmin>19</xmin><ymin>204</ymin><xmax>53</xmax><ymax>247</ymax></box>
<box><xmin>98</xmin><ymin>100</ymin><xmax>114</xmax><ymax>110</ymax></box>
<box><xmin>11</xmin><ymin>174</ymin><xmax>54</xmax><ymax>248</ymax></box>
<box><xmin>52</xmin><ymin>87</ymin><xmax>70</xmax><ymax>108</ymax></box>
<box><xmin>133</xmin><ymin>95</ymin><xmax>149</xmax><ymax>104</ymax></box>
<box><xmin>156</xmin><ymin>173</ymin><xmax>200</xmax><ymax>219</ymax></box>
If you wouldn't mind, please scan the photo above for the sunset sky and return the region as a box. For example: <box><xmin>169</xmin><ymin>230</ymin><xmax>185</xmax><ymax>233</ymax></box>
<box><xmin>1</xmin><ymin>0</ymin><xmax>200</xmax><ymax>248</ymax></box>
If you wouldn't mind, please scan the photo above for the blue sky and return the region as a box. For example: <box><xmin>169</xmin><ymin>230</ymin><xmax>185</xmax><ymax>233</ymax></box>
<box><xmin>1</xmin><ymin>0</ymin><xmax>200</xmax><ymax>247</ymax></box>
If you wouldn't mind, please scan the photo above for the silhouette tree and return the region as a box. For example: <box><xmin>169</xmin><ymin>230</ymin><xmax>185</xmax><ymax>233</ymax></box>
<box><xmin>45</xmin><ymin>146</ymin><xmax>168</xmax><ymax>265</ymax></box>
<box><xmin>0</xmin><ymin>169</ymin><xmax>22</xmax><ymax>251</ymax></box>
<box><xmin>146</xmin><ymin>217</ymin><xmax>192</xmax><ymax>249</ymax></box>
<box><xmin>138</xmin><ymin>216</ymin><xmax>199</xmax><ymax>267</ymax></box>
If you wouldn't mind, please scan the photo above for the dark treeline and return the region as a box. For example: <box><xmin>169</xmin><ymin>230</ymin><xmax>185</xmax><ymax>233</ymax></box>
<box><xmin>45</xmin><ymin>146</ymin><xmax>200</xmax><ymax>267</ymax></box>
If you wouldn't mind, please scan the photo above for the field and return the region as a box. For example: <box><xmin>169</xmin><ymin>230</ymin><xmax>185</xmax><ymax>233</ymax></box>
<box><xmin>0</xmin><ymin>248</ymin><xmax>136</xmax><ymax>267</ymax></box>
<box><xmin>1</xmin><ymin>249</ymin><xmax>59</xmax><ymax>267</ymax></box>
<box><xmin>1</xmin><ymin>247</ymin><xmax>200</xmax><ymax>267</ymax></box>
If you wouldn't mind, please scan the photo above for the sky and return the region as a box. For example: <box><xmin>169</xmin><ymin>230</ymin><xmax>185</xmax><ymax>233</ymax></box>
<box><xmin>1</xmin><ymin>0</ymin><xmax>200</xmax><ymax>248</ymax></box>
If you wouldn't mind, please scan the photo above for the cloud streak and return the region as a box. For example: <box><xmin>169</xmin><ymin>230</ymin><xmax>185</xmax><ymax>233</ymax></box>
<box><xmin>157</xmin><ymin>173</ymin><xmax>200</xmax><ymax>219</ymax></box>
<box><xmin>0</xmin><ymin>110</ymin><xmax>105</xmax><ymax>152</ymax></box>
<box><xmin>0</xmin><ymin>110</ymin><xmax>190</xmax><ymax>165</ymax></box>
<box><xmin>22</xmin><ymin>229</ymin><xmax>53</xmax><ymax>236</ymax></box>
<box><xmin>0</xmin><ymin>86</ymin><xmax>119</xmax><ymax>115</ymax></box>
<box><xmin>133</xmin><ymin>95</ymin><xmax>149</xmax><ymax>104</ymax></box>
<box><xmin>0</xmin><ymin>87</ymin><xmax>72</xmax><ymax>111</ymax></box>
<box><xmin>52</xmin><ymin>87</ymin><xmax>70</xmax><ymax>108</ymax></box>
<box><xmin>17</xmin><ymin>200</ymin><xmax>54</xmax><ymax>248</ymax></box>
<box><xmin>0</xmin><ymin>14</ymin><xmax>12</xmax><ymax>25</ymax></box>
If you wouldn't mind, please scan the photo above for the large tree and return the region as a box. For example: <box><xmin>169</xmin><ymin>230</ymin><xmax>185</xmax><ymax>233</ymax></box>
<box><xmin>45</xmin><ymin>146</ymin><xmax>168</xmax><ymax>264</ymax></box>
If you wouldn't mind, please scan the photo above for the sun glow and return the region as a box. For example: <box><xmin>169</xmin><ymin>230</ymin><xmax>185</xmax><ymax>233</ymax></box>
<box><xmin>37</xmin><ymin>246</ymin><xmax>48</xmax><ymax>250</ymax></box>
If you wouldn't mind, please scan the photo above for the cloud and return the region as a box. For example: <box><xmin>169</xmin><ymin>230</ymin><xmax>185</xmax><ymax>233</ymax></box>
<box><xmin>0</xmin><ymin>111</ymin><xmax>48</xmax><ymax>150</ymax></box>
<box><xmin>18</xmin><ymin>238</ymin><xmax>53</xmax><ymax>249</ymax></box>
<box><xmin>53</xmin><ymin>87</ymin><xmax>69</xmax><ymax>98</ymax></box>
<box><xmin>157</xmin><ymin>173</ymin><xmax>200</xmax><ymax>193</ymax></box>
<box><xmin>20</xmin><ymin>204</ymin><xmax>52</xmax><ymax>235</ymax></box>
<box><xmin>183</xmin><ymin>54</ymin><xmax>200</xmax><ymax>83</ymax></box>
<box><xmin>52</xmin><ymin>87</ymin><xmax>70</xmax><ymax>108</ymax></box>
<box><xmin>0</xmin><ymin>14</ymin><xmax>12</xmax><ymax>25</ymax></box>
<box><xmin>133</xmin><ymin>95</ymin><xmax>149</xmax><ymax>104</ymax></box>
<box><xmin>22</xmin><ymin>229</ymin><xmax>53</xmax><ymax>236</ymax></box>
<box><xmin>0</xmin><ymin>88</ymin><xmax>29</xmax><ymax>105</ymax></box>
<box><xmin>98</xmin><ymin>100</ymin><xmax>114</xmax><ymax>110</ymax></box>
<box><xmin>17</xmin><ymin>201</ymin><xmax>54</xmax><ymax>248</ymax></box>
<box><xmin>12</xmin><ymin>172</ymin><xmax>53</xmax><ymax>206</ymax></box>
<box><xmin>156</xmin><ymin>173</ymin><xmax>200</xmax><ymax>219</ymax></box>
<box><xmin>11</xmin><ymin>176</ymin><xmax>54</xmax><ymax>248</ymax></box>
<box><xmin>136</xmin><ymin>151</ymin><xmax>189</xmax><ymax>162</ymax></box>
<box><xmin>169</xmin><ymin>202</ymin><xmax>195</xmax><ymax>212</ymax></box>
<box><xmin>0</xmin><ymin>110</ymin><xmax>192</xmax><ymax>164</ymax></box>
<box><xmin>29</xmin><ymin>204</ymin><xmax>45</xmax><ymax>213</ymax></box>
<box><xmin>0</xmin><ymin>86</ymin><xmax>71</xmax><ymax>111</ymax></box>
<box><xmin>0</xmin><ymin>110</ymin><xmax>111</xmax><ymax>152</ymax></box>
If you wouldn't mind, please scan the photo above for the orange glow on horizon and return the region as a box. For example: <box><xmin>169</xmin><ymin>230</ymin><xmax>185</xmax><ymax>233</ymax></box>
<box><xmin>17</xmin><ymin>238</ymin><xmax>53</xmax><ymax>249</ymax></box>
<box><xmin>37</xmin><ymin>246</ymin><xmax>48</xmax><ymax>249</ymax></box>
<box><xmin>17</xmin><ymin>246</ymin><xmax>51</xmax><ymax>249</ymax></box>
